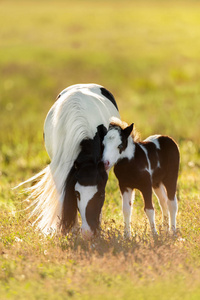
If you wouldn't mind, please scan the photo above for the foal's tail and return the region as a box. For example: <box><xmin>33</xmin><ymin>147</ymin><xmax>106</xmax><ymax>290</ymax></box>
<box><xmin>15</xmin><ymin>166</ymin><xmax>61</xmax><ymax>234</ymax></box>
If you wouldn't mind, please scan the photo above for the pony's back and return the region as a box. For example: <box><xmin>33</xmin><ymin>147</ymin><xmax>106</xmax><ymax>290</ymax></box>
<box><xmin>44</xmin><ymin>84</ymin><xmax>119</xmax><ymax>159</ymax></box>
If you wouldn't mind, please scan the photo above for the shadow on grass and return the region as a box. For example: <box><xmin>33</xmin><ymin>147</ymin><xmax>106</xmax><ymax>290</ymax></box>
<box><xmin>58</xmin><ymin>220</ymin><xmax>182</xmax><ymax>258</ymax></box>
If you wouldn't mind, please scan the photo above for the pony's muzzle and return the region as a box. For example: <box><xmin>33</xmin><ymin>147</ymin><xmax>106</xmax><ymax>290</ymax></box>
<box><xmin>81</xmin><ymin>228</ymin><xmax>94</xmax><ymax>240</ymax></box>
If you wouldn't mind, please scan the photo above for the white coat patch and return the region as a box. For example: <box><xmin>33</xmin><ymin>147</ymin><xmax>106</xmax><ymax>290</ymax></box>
<box><xmin>139</xmin><ymin>144</ymin><xmax>153</xmax><ymax>176</ymax></box>
<box><xmin>75</xmin><ymin>183</ymin><xmax>97</xmax><ymax>232</ymax></box>
<box><xmin>144</xmin><ymin>135</ymin><xmax>161</xmax><ymax>149</ymax></box>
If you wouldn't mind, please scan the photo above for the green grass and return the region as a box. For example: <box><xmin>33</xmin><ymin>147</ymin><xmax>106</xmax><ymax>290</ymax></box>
<box><xmin>0</xmin><ymin>0</ymin><xmax>200</xmax><ymax>299</ymax></box>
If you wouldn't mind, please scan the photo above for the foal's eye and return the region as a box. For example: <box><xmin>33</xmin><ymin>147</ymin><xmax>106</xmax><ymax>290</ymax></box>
<box><xmin>118</xmin><ymin>144</ymin><xmax>123</xmax><ymax>153</ymax></box>
<box><xmin>75</xmin><ymin>191</ymin><xmax>80</xmax><ymax>201</ymax></box>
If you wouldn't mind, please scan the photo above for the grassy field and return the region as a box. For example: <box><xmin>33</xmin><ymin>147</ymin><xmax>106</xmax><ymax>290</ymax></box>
<box><xmin>0</xmin><ymin>0</ymin><xmax>200</xmax><ymax>299</ymax></box>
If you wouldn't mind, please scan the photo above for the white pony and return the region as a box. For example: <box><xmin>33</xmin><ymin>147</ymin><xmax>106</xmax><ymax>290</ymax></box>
<box><xmin>18</xmin><ymin>84</ymin><xmax>120</xmax><ymax>238</ymax></box>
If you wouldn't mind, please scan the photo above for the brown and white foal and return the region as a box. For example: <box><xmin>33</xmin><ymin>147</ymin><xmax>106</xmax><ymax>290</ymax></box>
<box><xmin>103</xmin><ymin>118</ymin><xmax>180</xmax><ymax>237</ymax></box>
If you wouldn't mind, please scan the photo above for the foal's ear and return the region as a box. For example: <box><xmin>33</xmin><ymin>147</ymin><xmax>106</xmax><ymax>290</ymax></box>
<box><xmin>123</xmin><ymin>123</ymin><xmax>134</xmax><ymax>139</ymax></box>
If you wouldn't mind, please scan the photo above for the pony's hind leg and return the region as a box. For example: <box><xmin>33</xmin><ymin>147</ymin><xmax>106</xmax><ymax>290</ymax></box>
<box><xmin>153</xmin><ymin>183</ymin><xmax>169</xmax><ymax>231</ymax></box>
<box><xmin>122</xmin><ymin>188</ymin><xmax>135</xmax><ymax>238</ymax></box>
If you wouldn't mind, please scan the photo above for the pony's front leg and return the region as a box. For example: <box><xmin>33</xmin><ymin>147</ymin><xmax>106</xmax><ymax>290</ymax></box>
<box><xmin>71</xmin><ymin>213</ymin><xmax>79</xmax><ymax>233</ymax></box>
<box><xmin>122</xmin><ymin>188</ymin><xmax>135</xmax><ymax>239</ymax></box>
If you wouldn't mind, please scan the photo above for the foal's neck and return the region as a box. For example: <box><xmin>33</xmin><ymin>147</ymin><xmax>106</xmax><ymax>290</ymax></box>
<box><xmin>122</xmin><ymin>136</ymin><xmax>135</xmax><ymax>160</ymax></box>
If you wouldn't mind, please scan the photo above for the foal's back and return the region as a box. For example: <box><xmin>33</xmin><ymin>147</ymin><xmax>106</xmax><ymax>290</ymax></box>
<box><xmin>141</xmin><ymin>135</ymin><xmax>180</xmax><ymax>199</ymax></box>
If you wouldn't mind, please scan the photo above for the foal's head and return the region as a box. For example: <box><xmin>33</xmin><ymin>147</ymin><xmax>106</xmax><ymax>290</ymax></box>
<box><xmin>103</xmin><ymin>118</ymin><xmax>134</xmax><ymax>171</ymax></box>
<box><xmin>62</xmin><ymin>125</ymin><xmax>108</xmax><ymax>239</ymax></box>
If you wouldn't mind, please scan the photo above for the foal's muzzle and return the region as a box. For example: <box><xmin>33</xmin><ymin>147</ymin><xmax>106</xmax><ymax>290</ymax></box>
<box><xmin>104</xmin><ymin>160</ymin><xmax>110</xmax><ymax>171</ymax></box>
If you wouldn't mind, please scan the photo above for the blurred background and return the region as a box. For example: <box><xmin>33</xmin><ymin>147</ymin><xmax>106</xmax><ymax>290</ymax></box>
<box><xmin>0</xmin><ymin>0</ymin><xmax>200</xmax><ymax>181</ymax></box>
<box><xmin>0</xmin><ymin>3</ymin><xmax>200</xmax><ymax>298</ymax></box>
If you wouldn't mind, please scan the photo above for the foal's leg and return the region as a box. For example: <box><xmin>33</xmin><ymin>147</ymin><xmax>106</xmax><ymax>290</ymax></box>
<box><xmin>163</xmin><ymin>178</ymin><xmax>178</xmax><ymax>233</ymax></box>
<box><xmin>153</xmin><ymin>183</ymin><xmax>169</xmax><ymax>231</ymax></box>
<box><xmin>145</xmin><ymin>208</ymin><xmax>157</xmax><ymax>235</ymax></box>
<box><xmin>122</xmin><ymin>188</ymin><xmax>135</xmax><ymax>238</ymax></box>
<box><xmin>162</xmin><ymin>150</ymin><xmax>179</xmax><ymax>233</ymax></box>
<box><xmin>167</xmin><ymin>195</ymin><xmax>178</xmax><ymax>233</ymax></box>
<box><xmin>141</xmin><ymin>183</ymin><xmax>157</xmax><ymax>235</ymax></box>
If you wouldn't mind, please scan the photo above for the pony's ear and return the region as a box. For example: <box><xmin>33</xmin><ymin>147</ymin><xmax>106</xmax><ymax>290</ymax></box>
<box><xmin>123</xmin><ymin>123</ymin><xmax>134</xmax><ymax>139</ymax></box>
<box><xmin>93</xmin><ymin>124</ymin><xmax>108</xmax><ymax>159</ymax></box>
<box><xmin>97</xmin><ymin>124</ymin><xmax>107</xmax><ymax>142</ymax></box>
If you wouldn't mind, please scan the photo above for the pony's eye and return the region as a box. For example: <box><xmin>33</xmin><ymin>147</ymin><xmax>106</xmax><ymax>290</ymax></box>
<box><xmin>75</xmin><ymin>191</ymin><xmax>80</xmax><ymax>201</ymax></box>
<box><xmin>74</xmin><ymin>162</ymin><xmax>78</xmax><ymax>169</ymax></box>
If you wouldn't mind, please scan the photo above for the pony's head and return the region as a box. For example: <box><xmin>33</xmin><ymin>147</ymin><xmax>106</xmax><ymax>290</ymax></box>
<box><xmin>61</xmin><ymin>125</ymin><xmax>108</xmax><ymax>238</ymax></box>
<box><xmin>103</xmin><ymin>118</ymin><xmax>134</xmax><ymax>171</ymax></box>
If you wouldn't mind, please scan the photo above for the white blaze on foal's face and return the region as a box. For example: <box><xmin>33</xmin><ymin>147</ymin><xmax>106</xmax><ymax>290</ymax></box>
<box><xmin>103</xmin><ymin>128</ymin><xmax>122</xmax><ymax>170</ymax></box>
<box><xmin>75</xmin><ymin>182</ymin><xmax>97</xmax><ymax>237</ymax></box>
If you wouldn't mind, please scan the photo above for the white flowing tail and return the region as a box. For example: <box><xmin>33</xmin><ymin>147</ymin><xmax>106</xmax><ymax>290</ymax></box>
<box><xmin>16</xmin><ymin>166</ymin><xmax>61</xmax><ymax>234</ymax></box>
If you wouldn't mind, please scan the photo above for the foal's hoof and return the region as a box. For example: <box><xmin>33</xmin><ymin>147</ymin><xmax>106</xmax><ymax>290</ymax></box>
<box><xmin>170</xmin><ymin>230</ymin><xmax>178</xmax><ymax>239</ymax></box>
<box><xmin>169</xmin><ymin>226</ymin><xmax>179</xmax><ymax>238</ymax></box>
<box><xmin>152</xmin><ymin>231</ymin><xmax>159</xmax><ymax>241</ymax></box>
<box><xmin>124</xmin><ymin>232</ymin><xmax>131</xmax><ymax>240</ymax></box>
